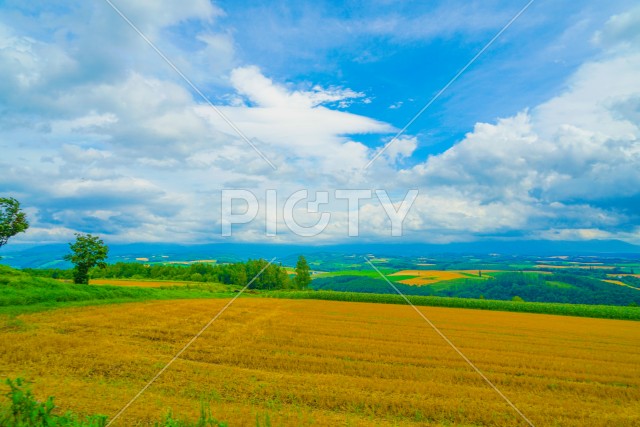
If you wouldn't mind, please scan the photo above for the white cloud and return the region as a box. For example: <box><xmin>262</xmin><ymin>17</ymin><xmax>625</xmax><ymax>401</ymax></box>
<box><xmin>398</xmin><ymin>18</ymin><xmax>640</xmax><ymax>242</ymax></box>
<box><xmin>2</xmin><ymin>2</ymin><xmax>640</xmax><ymax>245</ymax></box>
<box><xmin>229</xmin><ymin>66</ymin><xmax>368</xmax><ymax>109</ymax></box>
<box><xmin>533</xmin><ymin>55</ymin><xmax>640</xmax><ymax>141</ymax></box>
<box><xmin>52</xmin><ymin>113</ymin><xmax>118</xmax><ymax>135</ymax></box>
<box><xmin>60</xmin><ymin>145</ymin><xmax>113</xmax><ymax>163</ymax></box>
<box><xmin>593</xmin><ymin>5</ymin><xmax>640</xmax><ymax>51</ymax></box>
<box><xmin>123</xmin><ymin>0</ymin><xmax>220</xmax><ymax>28</ymax></box>
<box><xmin>381</xmin><ymin>136</ymin><xmax>418</xmax><ymax>164</ymax></box>
<box><xmin>200</xmin><ymin>66</ymin><xmax>393</xmax><ymax>174</ymax></box>
<box><xmin>0</xmin><ymin>33</ymin><xmax>398</xmax><ymax>242</ymax></box>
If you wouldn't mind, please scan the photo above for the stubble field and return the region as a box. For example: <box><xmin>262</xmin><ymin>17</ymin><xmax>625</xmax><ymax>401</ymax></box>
<box><xmin>1</xmin><ymin>298</ymin><xmax>639</xmax><ymax>426</ymax></box>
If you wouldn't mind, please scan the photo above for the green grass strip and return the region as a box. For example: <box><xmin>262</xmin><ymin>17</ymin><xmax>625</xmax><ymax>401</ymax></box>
<box><xmin>261</xmin><ymin>290</ymin><xmax>640</xmax><ymax>321</ymax></box>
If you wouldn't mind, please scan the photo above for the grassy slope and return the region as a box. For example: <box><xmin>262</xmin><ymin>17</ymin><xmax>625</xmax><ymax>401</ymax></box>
<box><xmin>0</xmin><ymin>266</ymin><xmax>236</xmax><ymax>315</ymax></box>
<box><xmin>3</xmin><ymin>265</ymin><xmax>639</xmax><ymax>320</ymax></box>
<box><xmin>263</xmin><ymin>290</ymin><xmax>640</xmax><ymax>321</ymax></box>
<box><xmin>313</xmin><ymin>270</ymin><xmax>394</xmax><ymax>279</ymax></box>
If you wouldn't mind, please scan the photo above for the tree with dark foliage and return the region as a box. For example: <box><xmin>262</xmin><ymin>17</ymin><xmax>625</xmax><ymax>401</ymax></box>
<box><xmin>64</xmin><ymin>233</ymin><xmax>109</xmax><ymax>284</ymax></box>
<box><xmin>0</xmin><ymin>197</ymin><xmax>29</xmax><ymax>249</ymax></box>
<box><xmin>294</xmin><ymin>255</ymin><xmax>311</xmax><ymax>289</ymax></box>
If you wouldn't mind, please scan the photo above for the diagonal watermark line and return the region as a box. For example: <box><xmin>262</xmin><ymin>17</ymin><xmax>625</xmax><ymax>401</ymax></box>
<box><xmin>101</xmin><ymin>0</ymin><xmax>277</xmax><ymax>170</ymax></box>
<box><xmin>105</xmin><ymin>257</ymin><xmax>277</xmax><ymax>427</ymax></box>
<box><xmin>364</xmin><ymin>257</ymin><xmax>535</xmax><ymax>427</ymax></box>
<box><xmin>364</xmin><ymin>0</ymin><xmax>536</xmax><ymax>170</ymax></box>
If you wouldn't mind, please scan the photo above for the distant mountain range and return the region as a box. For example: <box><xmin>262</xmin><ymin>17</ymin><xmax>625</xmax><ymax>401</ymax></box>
<box><xmin>1</xmin><ymin>240</ymin><xmax>639</xmax><ymax>269</ymax></box>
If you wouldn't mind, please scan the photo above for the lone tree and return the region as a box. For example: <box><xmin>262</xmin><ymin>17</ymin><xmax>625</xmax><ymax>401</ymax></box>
<box><xmin>294</xmin><ymin>255</ymin><xmax>311</xmax><ymax>289</ymax></box>
<box><xmin>0</xmin><ymin>197</ymin><xmax>29</xmax><ymax>249</ymax></box>
<box><xmin>64</xmin><ymin>233</ymin><xmax>109</xmax><ymax>284</ymax></box>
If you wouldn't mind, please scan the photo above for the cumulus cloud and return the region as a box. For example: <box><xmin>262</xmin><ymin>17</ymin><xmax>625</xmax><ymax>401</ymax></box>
<box><xmin>593</xmin><ymin>5</ymin><xmax>640</xmax><ymax>51</ymax></box>
<box><xmin>400</xmin><ymin>14</ymin><xmax>640</xmax><ymax>242</ymax></box>
<box><xmin>381</xmin><ymin>136</ymin><xmax>418</xmax><ymax>163</ymax></box>
<box><xmin>0</xmin><ymin>2</ymin><xmax>400</xmax><ymax>243</ymax></box>
<box><xmin>1</xmin><ymin>2</ymin><xmax>640</xmax><ymax>245</ymax></box>
<box><xmin>199</xmin><ymin>65</ymin><xmax>392</xmax><ymax>174</ymax></box>
<box><xmin>230</xmin><ymin>66</ymin><xmax>363</xmax><ymax>109</ymax></box>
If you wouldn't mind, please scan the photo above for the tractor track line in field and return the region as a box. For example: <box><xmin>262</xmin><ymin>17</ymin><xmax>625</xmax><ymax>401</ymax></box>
<box><xmin>106</xmin><ymin>257</ymin><xmax>277</xmax><ymax>426</ymax></box>
<box><xmin>365</xmin><ymin>257</ymin><xmax>536</xmax><ymax>427</ymax></box>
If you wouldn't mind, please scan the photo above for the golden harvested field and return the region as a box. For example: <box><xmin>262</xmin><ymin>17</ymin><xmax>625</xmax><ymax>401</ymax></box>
<box><xmin>602</xmin><ymin>279</ymin><xmax>640</xmax><ymax>291</ymax></box>
<box><xmin>389</xmin><ymin>269</ymin><xmax>496</xmax><ymax>286</ymax></box>
<box><xmin>1</xmin><ymin>299</ymin><xmax>640</xmax><ymax>426</ymax></box>
<box><xmin>90</xmin><ymin>279</ymin><xmax>194</xmax><ymax>288</ymax></box>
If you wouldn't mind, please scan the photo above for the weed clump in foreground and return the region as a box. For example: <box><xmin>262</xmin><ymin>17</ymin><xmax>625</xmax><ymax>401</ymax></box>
<box><xmin>0</xmin><ymin>378</ymin><xmax>228</xmax><ymax>427</ymax></box>
<box><xmin>155</xmin><ymin>404</ymin><xmax>228</xmax><ymax>427</ymax></box>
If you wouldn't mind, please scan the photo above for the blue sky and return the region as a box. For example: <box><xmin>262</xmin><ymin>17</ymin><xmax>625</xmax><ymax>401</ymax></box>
<box><xmin>1</xmin><ymin>0</ymin><xmax>640</xmax><ymax>244</ymax></box>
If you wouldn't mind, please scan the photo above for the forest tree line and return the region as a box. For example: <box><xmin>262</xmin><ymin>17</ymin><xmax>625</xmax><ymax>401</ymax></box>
<box><xmin>312</xmin><ymin>271</ymin><xmax>640</xmax><ymax>306</ymax></box>
<box><xmin>27</xmin><ymin>257</ymin><xmax>311</xmax><ymax>290</ymax></box>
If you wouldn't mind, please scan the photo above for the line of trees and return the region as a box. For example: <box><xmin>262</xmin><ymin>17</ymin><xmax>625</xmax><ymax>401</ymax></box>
<box><xmin>312</xmin><ymin>271</ymin><xmax>640</xmax><ymax>306</ymax></box>
<box><xmin>28</xmin><ymin>256</ymin><xmax>314</xmax><ymax>290</ymax></box>
<box><xmin>434</xmin><ymin>272</ymin><xmax>640</xmax><ymax>306</ymax></box>
<box><xmin>3</xmin><ymin>196</ymin><xmax>313</xmax><ymax>289</ymax></box>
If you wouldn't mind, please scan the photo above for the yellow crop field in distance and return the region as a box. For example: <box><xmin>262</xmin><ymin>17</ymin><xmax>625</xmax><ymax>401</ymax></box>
<box><xmin>1</xmin><ymin>299</ymin><xmax>639</xmax><ymax>426</ymax></box>
<box><xmin>389</xmin><ymin>269</ymin><xmax>496</xmax><ymax>285</ymax></box>
<box><xmin>90</xmin><ymin>279</ymin><xmax>192</xmax><ymax>288</ymax></box>
<box><xmin>602</xmin><ymin>279</ymin><xmax>640</xmax><ymax>291</ymax></box>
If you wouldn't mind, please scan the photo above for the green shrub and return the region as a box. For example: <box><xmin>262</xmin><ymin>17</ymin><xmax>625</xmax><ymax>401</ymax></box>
<box><xmin>1</xmin><ymin>378</ymin><xmax>228</xmax><ymax>427</ymax></box>
<box><xmin>0</xmin><ymin>378</ymin><xmax>107</xmax><ymax>426</ymax></box>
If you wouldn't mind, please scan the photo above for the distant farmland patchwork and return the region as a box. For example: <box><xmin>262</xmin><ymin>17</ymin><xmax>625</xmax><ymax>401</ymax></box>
<box><xmin>2</xmin><ymin>257</ymin><xmax>640</xmax><ymax>425</ymax></box>
<box><xmin>1</xmin><ymin>298</ymin><xmax>639</xmax><ymax>426</ymax></box>
<box><xmin>314</xmin><ymin>269</ymin><xmax>491</xmax><ymax>286</ymax></box>
<box><xmin>312</xmin><ymin>265</ymin><xmax>640</xmax><ymax>300</ymax></box>
<box><xmin>388</xmin><ymin>269</ymin><xmax>495</xmax><ymax>286</ymax></box>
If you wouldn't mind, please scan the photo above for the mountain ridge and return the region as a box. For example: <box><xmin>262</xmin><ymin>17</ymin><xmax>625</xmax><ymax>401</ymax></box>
<box><xmin>2</xmin><ymin>239</ymin><xmax>639</xmax><ymax>269</ymax></box>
